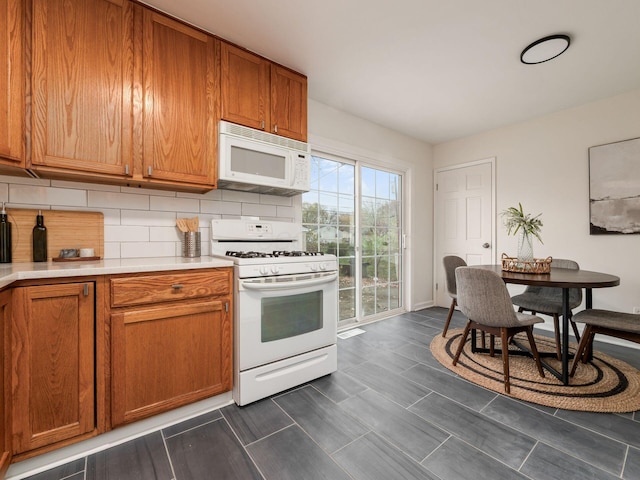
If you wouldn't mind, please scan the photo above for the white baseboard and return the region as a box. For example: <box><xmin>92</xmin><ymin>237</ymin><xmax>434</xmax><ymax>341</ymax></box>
<box><xmin>6</xmin><ymin>392</ymin><xmax>233</xmax><ymax>480</ymax></box>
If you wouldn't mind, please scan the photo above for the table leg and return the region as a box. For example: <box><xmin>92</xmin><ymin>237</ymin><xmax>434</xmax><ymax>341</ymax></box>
<box><xmin>562</xmin><ymin>288</ymin><xmax>570</xmax><ymax>385</ymax></box>
<box><xmin>586</xmin><ymin>288</ymin><xmax>593</xmax><ymax>309</ymax></box>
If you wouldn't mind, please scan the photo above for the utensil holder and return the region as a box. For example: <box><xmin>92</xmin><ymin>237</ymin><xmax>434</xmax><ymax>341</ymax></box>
<box><xmin>182</xmin><ymin>232</ymin><xmax>201</xmax><ymax>258</ymax></box>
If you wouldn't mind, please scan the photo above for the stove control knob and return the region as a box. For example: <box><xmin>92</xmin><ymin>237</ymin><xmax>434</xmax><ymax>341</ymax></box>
<box><xmin>319</xmin><ymin>263</ymin><xmax>327</xmax><ymax>271</ymax></box>
<box><xmin>271</xmin><ymin>266</ymin><xmax>281</xmax><ymax>274</ymax></box>
<box><xmin>259</xmin><ymin>266</ymin><xmax>270</xmax><ymax>276</ymax></box>
<box><xmin>309</xmin><ymin>263</ymin><xmax>318</xmax><ymax>272</ymax></box>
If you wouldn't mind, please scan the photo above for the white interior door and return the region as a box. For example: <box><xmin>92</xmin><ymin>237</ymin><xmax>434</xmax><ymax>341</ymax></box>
<box><xmin>434</xmin><ymin>159</ymin><xmax>495</xmax><ymax>307</ymax></box>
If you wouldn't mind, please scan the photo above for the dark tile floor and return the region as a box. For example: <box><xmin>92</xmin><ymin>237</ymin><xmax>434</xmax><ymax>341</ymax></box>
<box><xmin>20</xmin><ymin>307</ymin><xmax>640</xmax><ymax>480</ymax></box>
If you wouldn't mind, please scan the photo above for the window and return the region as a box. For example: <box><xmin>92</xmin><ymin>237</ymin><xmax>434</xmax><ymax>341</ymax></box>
<box><xmin>303</xmin><ymin>154</ymin><xmax>403</xmax><ymax>325</ymax></box>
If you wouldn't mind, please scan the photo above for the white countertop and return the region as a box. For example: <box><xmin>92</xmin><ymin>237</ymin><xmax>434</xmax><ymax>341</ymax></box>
<box><xmin>0</xmin><ymin>256</ymin><xmax>234</xmax><ymax>289</ymax></box>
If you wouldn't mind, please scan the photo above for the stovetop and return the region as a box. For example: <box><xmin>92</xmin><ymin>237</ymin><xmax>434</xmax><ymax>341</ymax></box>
<box><xmin>211</xmin><ymin>218</ymin><xmax>337</xmax><ymax>277</ymax></box>
<box><xmin>225</xmin><ymin>250</ymin><xmax>327</xmax><ymax>259</ymax></box>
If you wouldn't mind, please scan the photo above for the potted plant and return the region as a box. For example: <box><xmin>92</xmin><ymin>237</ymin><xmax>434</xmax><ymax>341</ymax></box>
<box><xmin>501</xmin><ymin>203</ymin><xmax>543</xmax><ymax>261</ymax></box>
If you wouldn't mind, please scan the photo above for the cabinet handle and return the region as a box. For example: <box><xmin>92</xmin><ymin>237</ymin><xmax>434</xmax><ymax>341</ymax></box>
<box><xmin>274</xmin><ymin>125</ymin><xmax>278</xmax><ymax>133</ymax></box>
<box><xmin>83</xmin><ymin>284</ymin><xmax>89</xmax><ymax>296</ymax></box>
<box><xmin>148</xmin><ymin>166</ymin><xmax>153</xmax><ymax>176</ymax></box>
<box><xmin>225</xmin><ymin>302</ymin><xmax>229</xmax><ymax>313</ymax></box>
<box><xmin>171</xmin><ymin>284</ymin><xmax>183</xmax><ymax>290</ymax></box>
<box><xmin>124</xmin><ymin>164</ymin><xmax>130</xmax><ymax>175</ymax></box>
<box><xmin>261</xmin><ymin>120</ymin><xmax>265</xmax><ymax>130</ymax></box>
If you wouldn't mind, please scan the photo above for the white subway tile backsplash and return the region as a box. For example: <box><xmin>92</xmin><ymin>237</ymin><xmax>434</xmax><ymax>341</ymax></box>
<box><xmin>221</xmin><ymin>189</ymin><xmax>260</xmax><ymax>203</ymax></box>
<box><xmin>121</xmin><ymin>209</ymin><xmax>176</xmax><ymax>227</ymax></box>
<box><xmin>201</xmin><ymin>200</ymin><xmax>240</xmax><ymax>215</ymax></box>
<box><xmin>0</xmin><ymin>175</ymin><xmax>50</xmax><ymax>186</ymax></box>
<box><xmin>241</xmin><ymin>203</ymin><xmax>277</xmax><ymax>217</ymax></box>
<box><xmin>150</xmin><ymin>195</ymin><xmax>200</xmax><ymax>213</ymax></box>
<box><xmin>51</xmin><ymin>179</ymin><xmax>121</xmax><ymax>192</ymax></box>
<box><xmin>103</xmin><ymin>242</ymin><xmax>121</xmax><ymax>259</ymax></box>
<box><xmin>10</xmin><ymin>184</ymin><xmax>87</xmax><ymax>206</ymax></box>
<box><xmin>150</xmin><ymin>226</ymin><xmax>183</xmax><ymax>242</ymax></box>
<box><xmin>121</xmin><ymin>185</ymin><xmax>176</xmax><ymax>196</ymax></box>
<box><xmin>0</xmin><ymin>180</ymin><xmax>300</xmax><ymax>260</ymax></box>
<box><xmin>105</xmin><ymin>225</ymin><xmax>150</xmax><ymax>242</ymax></box>
<box><xmin>276</xmin><ymin>206</ymin><xmax>296</xmax><ymax>219</ymax></box>
<box><xmin>121</xmin><ymin>241</ymin><xmax>177</xmax><ymax>258</ymax></box>
<box><xmin>260</xmin><ymin>194</ymin><xmax>293</xmax><ymax>206</ymax></box>
<box><xmin>89</xmin><ymin>190</ymin><xmax>150</xmax><ymax>210</ymax></box>
<box><xmin>178</xmin><ymin>189</ymin><xmax>222</xmax><ymax>200</ymax></box>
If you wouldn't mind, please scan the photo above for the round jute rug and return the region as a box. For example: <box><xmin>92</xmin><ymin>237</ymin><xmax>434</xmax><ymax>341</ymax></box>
<box><xmin>430</xmin><ymin>329</ymin><xmax>640</xmax><ymax>412</ymax></box>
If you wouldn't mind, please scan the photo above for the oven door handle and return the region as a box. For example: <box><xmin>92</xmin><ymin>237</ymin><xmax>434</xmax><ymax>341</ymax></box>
<box><xmin>240</xmin><ymin>273</ymin><xmax>338</xmax><ymax>291</ymax></box>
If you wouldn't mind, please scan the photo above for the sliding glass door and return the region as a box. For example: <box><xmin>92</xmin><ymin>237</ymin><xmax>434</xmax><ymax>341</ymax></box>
<box><xmin>303</xmin><ymin>154</ymin><xmax>404</xmax><ymax>326</ymax></box>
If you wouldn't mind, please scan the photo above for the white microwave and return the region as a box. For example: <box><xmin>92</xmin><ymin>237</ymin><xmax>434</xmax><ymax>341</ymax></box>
<box><xmin>218</xmin><ymin>120</ymin><xmax>311</xmax><ymax>196</ymax></box>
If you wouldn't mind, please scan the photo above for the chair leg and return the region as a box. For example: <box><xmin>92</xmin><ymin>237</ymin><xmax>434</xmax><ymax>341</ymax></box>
<box><xmin>500</xmin><ymin>328</ymin><xmax>511</xmax><ymax>394</ymax></box>
<box><xmin>525</xmin><ymin>327</ymin><xmax>545</xmax><ymax>378</ymax></box>
<box><xmin>570</xmin><ymin>325</ymin><xmax>594</xmax><ymax>377</ymax></box>
<box><xmin>570</xmin><ymin>317</ymin><xmax>581</xmax><ymax>342</ymax></box>
<box><xmin>552</xmin><ymin>314</ymin><xmax>562</xmax><ymax>360</ymax></box>
<box><xmin>452</xmin><ymin>321</ymin><xmax>472</xmax><ymax>366</ymax></box>
<box><xmin>489</xmin><ymin>335</ymin><xmax>495</xmax><ymax>357</ymax></box>
<box><xmin>443</xmin><ymin>298</ymin><xmax>456</xmax><ymax>337</ymax></box>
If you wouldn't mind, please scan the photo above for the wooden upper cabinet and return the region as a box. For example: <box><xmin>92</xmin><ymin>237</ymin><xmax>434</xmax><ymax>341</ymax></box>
<box><xmin>30</xmin><ymin>0</ymin><xmax>134</xmax><ymax>177</ymax></box>
<box><xmin>221</xmin><ymin>43</ymin><xmax>270</xmax><ymax>131</ymax></box>
<box><xmin>221</xmin><ymin>42</ymin><xmax>308</xmax><ymax>142</ymax></box>
<box><xmin>141</xmin><ymin>10</ymin><xmax>218</xmax><ymax>188</ymax></box>
<box><xmin>0</xmin><ymin>0</ymin><xmax>24</xmax><ymax>167</ymax></box>
<box><xmin>271</xmin><ymin>66</ymin><xmax>308</xmax><ymax>142</ymax></box>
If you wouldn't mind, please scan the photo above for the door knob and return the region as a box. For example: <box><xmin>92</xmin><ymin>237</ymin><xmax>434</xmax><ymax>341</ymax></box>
<box><xmin>482</xmin><ymin>243</ymin><xmax>490</xmax><ymax>249</ymax></box>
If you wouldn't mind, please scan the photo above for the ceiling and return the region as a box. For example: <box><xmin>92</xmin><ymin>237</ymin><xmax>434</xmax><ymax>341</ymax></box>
<box><xmin>141</xmin><ymin>0</ymin><xmax>640</xmax><ymax>145</ymax></box>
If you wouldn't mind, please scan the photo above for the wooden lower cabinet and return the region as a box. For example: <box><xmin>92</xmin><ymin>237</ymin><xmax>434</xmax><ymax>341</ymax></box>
<box><xmin>0</xmin><ymin>290</ymin><xmax>11</xmax><ymax>477</ymax></box>
<box><xmin>109</xmin><ymin>269</ymin><xmax>232</xmax><ymax>427</ymax></box>
<box><xmin>11</xmin><ymin>282</ymin><xmax>95</xmax><ymax>455</ymax></box>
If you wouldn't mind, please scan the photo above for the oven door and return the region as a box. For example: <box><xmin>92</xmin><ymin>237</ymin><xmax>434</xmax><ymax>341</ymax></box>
<box><xmin>236</xmin><ymin>271</ymin><xmax>338</xmax><ymax>371</ymax></box>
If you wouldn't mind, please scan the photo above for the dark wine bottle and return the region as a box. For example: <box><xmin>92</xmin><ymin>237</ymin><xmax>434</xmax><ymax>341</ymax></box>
<box><xmin>0</xmin><ymin>203</ymin><xmax>11</xmax><ymax>263</ymax></box>
<box><xmin>33</xmin><ymin>210</ymin><xmax>48</xmax><ymax>262</ymax></box>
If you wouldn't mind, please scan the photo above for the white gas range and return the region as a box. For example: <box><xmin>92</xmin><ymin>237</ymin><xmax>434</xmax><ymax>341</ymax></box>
<box><xmin>210</xmin><ymin>218</ymin><xmax>338</xmax><ymax>406</ymax></box>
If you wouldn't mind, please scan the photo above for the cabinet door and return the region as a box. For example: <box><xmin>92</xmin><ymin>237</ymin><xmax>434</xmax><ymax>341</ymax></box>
<box><xmin>0</xmin><ymin>290</ymin><xmax>11</xmax><ymax>476</ymax></box>
<box><xmin>142</xmin><ymin>11</ymin><xmax>217</xmax><ymax>187</ymax></box>
<box><xmin>221</xmin><ymin>42</ymin><xmax>270</xmax><ymax>131</ymax></box>
<box><xmin>0</xmin><ymin>0</ymin><xmax>24</xmax><ymax>166</ymax></box>
<box><xmin>111</xmin><ymin>299</ymin><xmax>231</xmax><ymax>427</ymax></box>
<box><xmin>271</xmin><ymin>66</ymin><xmax>308</xmax><ymax>142</ymax></box>
<box><xmin>12</xmin><ymin>283</ymin><xmax>95</xmax><ymax>454</ymax></box>
<box><xmin>30</xmin><ymin>0</ymin><xmax>134</xmax><ymax>176</ymax></box>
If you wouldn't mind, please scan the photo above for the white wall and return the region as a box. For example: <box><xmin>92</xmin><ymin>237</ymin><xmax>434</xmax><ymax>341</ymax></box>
<box><xmin>434</xmin><ymin>88</ymin><xmax>640</xmax><ymax>313</ymax></box>
<box><xmin>308</xmin><ymin>100</ymin><xmax>434</xmax><ymax>311</ymax></box>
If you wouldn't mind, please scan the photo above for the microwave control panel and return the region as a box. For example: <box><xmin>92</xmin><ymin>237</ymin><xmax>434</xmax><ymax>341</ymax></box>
<box><xmin>292</xmin><ymin>154</ymin><xmax>310</xmax><ymax>189</ymax></box>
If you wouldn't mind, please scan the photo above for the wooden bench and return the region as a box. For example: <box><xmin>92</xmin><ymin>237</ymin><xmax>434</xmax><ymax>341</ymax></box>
<box><xmin>570</xmin><ymin>309</ymin><xmax>640</xmax><ymax>376</ymax></box>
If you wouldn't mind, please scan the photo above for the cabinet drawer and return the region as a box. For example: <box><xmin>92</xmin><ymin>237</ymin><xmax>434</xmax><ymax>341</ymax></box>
<box><xmin>110</xmin><ymin>270</ymin><xmax>230</xmax><ymax>307</ymax></box>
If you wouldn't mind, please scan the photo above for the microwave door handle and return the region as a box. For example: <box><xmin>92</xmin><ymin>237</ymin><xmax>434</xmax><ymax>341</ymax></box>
<box><xmin>240</xmin><ymin>273</ymin><xmax>338</xmax><ymax>291</ymax></box>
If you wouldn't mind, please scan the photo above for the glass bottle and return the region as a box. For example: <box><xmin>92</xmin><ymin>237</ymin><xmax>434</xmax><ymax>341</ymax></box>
<box><xmin>33</xmin><ymin>210</ymin><xmax>48</xmax><ymax>262</ymax></box>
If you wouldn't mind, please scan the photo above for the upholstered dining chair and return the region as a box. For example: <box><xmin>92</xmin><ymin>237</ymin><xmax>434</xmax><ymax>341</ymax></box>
<box><xmin>510</xmin><ymin>258</ymin><xmax>582</xmax><ymax>360</ymax></box>
<box><xmin>570</xmin><ymin>309</ymin><xmax>640</xmax><ymax>376</ymax></box>
<box><xmin>442</xmin><ymin>255</ymin><xmax>467</xmax><ymax>337</ymax></box>
<box><xmin>453</xmin><ymin>267</ymin><xmax>545</xmax><ymax>393</ymax></box>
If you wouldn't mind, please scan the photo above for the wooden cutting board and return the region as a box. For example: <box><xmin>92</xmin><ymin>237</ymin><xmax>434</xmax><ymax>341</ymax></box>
<box><xmin>5</xmin><ymin>209</ymin><xmax>104</xmax><ymax>263</ymax></box>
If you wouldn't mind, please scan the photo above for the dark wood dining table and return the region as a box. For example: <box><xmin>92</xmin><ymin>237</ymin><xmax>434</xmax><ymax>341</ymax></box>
<box><xmin>470</xmin><ymin>265</ymin><xmax>620</xmax><ymax>385</ymax></box>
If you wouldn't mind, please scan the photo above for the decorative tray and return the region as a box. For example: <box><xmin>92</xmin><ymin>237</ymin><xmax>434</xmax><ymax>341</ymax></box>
<box><xmin>52</xmin><ymin>256</ymin><xmax>101</xmax><ymax>262</ymax></box>
<box><xmin>501</xmin><ymin>253</ymin><xmax>552</xmax><ymax>274</ymax></box>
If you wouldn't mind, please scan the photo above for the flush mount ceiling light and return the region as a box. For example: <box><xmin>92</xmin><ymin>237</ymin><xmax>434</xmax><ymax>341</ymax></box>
<box><xmin>520</xmin><ymin>34</ymin><xmax>571</xmax><ymax>64</ymax></box>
